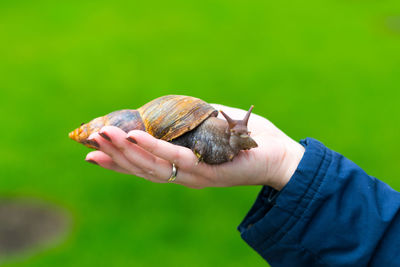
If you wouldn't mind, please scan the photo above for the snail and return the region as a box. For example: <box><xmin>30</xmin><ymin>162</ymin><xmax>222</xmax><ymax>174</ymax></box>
<box><xmin>69</xmin><ymin>95</ymin><xmax>258</xmax><ymax>164</ymax></box>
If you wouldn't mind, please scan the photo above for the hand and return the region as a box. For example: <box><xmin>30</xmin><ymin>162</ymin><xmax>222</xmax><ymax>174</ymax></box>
<box><xmin>85</xmin><ymin>104</ymin><xmax>305</xmax><ymax>190</ymax></box>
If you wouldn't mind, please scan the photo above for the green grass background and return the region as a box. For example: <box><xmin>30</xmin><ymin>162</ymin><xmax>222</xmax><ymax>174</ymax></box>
<box><xmin>1</xmin><ymin>0</ymin><xmax>399</xmax><ymax>266</ymax></box>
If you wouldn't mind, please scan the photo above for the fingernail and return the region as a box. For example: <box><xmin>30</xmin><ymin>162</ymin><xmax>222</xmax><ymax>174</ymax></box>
<box><xmin>126</xmin><ymin>136</ymin><xmax>137</xmax><ymax>144</ymax></box>
<box><xmin>86</xmin><ymin>159</ymin><xmax>98</xmax><ymax>165</ymax></box>
<box><xmin>99</xmin><ymin>132</ymin><xmax>112</xmax><ymax>142</ymax></box>
<box><xmin>87</xmin><ymin>139</ymin><xmax>100</xmax><ymax>149</ymax></box>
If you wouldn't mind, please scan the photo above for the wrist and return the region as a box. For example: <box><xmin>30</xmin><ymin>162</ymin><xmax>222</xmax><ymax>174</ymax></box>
<box><xmin>271</xmin><ymin>138</ymin><xmax>305</xmax><ymax>191</ymax></box>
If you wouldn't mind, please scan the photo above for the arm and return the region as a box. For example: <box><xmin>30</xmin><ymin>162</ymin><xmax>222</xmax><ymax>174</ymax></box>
<box><xmin>239</xmin><ymin>138</ymin><xmax>400</xmax><ymax>266</ymax></box>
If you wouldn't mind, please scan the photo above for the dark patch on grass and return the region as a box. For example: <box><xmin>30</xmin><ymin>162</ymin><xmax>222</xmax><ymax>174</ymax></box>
<box><xmin>0</xmin><ymin>198</ymin><xmax>69</xmax><ymax>258</ymax></box>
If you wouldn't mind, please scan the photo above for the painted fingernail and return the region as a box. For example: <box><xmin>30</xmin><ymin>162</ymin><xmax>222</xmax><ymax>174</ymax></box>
<box><xmin>99</xmin><ymin>132</ymin><xmax>112</xmax><ymax>142</ymax></box>
<box><xmin>86</xmin><ymin>159</ymin><xmax>98</xmax><ymax>165</ymax></box>
<box><xmin>87</xmin><ymin>139</ymin><xmax>100</xmax><ymax>149</ymax></box>
<box><xmin>126</xmin><ymin>136</ymin><xmax>137</xmax><ymax>144</ymax></box>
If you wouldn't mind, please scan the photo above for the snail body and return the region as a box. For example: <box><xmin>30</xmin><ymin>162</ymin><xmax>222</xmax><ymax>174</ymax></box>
<box><xmin>69</xmin><ymin>95</ymin><xmax>257</xmax><ymax>164</ymax></box>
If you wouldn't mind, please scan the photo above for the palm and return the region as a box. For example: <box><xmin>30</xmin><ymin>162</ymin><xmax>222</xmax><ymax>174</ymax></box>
<box><xmin>194</xmin><ymin>104</ymin><xmax>290</xmax><ymax>187</ymax></box>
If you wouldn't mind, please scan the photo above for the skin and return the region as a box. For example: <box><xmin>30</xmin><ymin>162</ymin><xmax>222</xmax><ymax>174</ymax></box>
<box><xmin>85</xmin><ymin>104</ymin><xmax>305</xmax><ymax>190</ymax></box>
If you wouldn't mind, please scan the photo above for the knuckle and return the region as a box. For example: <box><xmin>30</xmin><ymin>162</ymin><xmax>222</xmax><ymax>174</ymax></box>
<box><xmin>149</xmin><ymin>154</ymin><xmax>159</xmax><ymax>166</ymax></box>
<box><xmin>141</xmin><ymin>166</ymin><xmax>154</xmax><ymax>177</ymax></box>
<box><xmin>147</xmin><ymin>138</ymin><xmax>159</xmax><ymax>153</ymax></box>
<box><xmin>117</xmin><ymin>145</ymin><xmax>126</xmax><ymax>153</ymax></box>
<box><xmin>143</xmin><ymin>166</ymin><xmax>165</xmax><ymax>182</ymax></box>
<box><xmin>172</xmin><ymin>148</ymin><xmax>182</xmax><ymax>165</ymax></box>
<box><xmin>140</xmin><ymin>157</ymin><xmax>158</xmax><ymax>174</ymax></box>
<box><xmin>111</xmin><ymin>139</ymin><xmax>125</xmax><ymax>152</ymax></box>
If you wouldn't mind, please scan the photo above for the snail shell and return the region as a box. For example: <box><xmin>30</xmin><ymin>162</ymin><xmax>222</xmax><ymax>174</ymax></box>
<box><xmin>69</xmin><ymin>95</ymin><xmax>218</xmax><ymax>148</ymax></box>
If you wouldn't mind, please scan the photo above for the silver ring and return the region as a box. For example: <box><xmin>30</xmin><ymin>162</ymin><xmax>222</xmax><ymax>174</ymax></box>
<box><xmin>167</xmin><ymin>163</ymin><xmax>177</xmax><ymax>182</ymax></box>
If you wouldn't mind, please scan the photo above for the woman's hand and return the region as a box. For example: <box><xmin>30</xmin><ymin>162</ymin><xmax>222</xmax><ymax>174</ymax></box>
<box><xmin>85</xmin><ymin>104</ymin><xmax>304</xmax><ymax>190</ymax></box>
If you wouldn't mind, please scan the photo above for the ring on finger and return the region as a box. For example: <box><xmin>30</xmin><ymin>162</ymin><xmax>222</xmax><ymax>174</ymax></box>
<box><xmin>167</xmin><ymin>163</ymin><xmax>178</xmax><ymax>182</ymax></box>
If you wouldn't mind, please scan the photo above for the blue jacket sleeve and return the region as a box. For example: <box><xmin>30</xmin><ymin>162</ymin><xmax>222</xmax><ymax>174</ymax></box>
<box><xmin>238</xmin><ymin>138</ymin><xmax>400</xmax><ymax>266</ymax></box>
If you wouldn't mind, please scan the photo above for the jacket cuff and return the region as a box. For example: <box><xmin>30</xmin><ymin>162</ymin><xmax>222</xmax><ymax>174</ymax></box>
<box><xmin>237</xmin><ymin>137</ymin><xmax>331</xmax><ymax>258</ymax></box>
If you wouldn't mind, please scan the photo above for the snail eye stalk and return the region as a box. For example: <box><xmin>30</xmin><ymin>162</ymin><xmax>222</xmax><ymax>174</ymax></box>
<box><xmin>220</xmin><ymin>105</ymin><xmax>254</xmax><ymax>130</ymax></box>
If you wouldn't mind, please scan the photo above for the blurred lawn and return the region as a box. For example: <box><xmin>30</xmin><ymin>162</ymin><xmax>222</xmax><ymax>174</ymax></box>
<box><xmin>1</xmin><ymin>0</ymin><xmax>399</xmax><ymax>266</ymax></box>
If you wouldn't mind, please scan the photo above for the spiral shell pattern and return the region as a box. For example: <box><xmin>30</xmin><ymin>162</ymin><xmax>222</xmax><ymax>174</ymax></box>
<box><xmin>69</xmin><ymin>95</ymin><xmax>217</xmax><ymax>149</ymax></box>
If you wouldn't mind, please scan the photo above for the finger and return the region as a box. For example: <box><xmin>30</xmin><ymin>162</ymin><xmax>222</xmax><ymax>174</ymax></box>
<box><xmin>98</xmin><ymin>126</ymin><xmax>175</xmax><ymax>183</ymax></box>
<box><xmin>85</xmin><ymin>150</ymin><xmax>131</xmax><ymax>174</ymax></box>
<box><xmin>126</xmin><ymin>130</ymin><xmax>199</xmax><ymax>170</ymax></box>
<box><xmin>98</xmin><ymin>128</ymin><xmax>202</xmax><ymax>185</ymax></box>
<box><xmin>87</xmin><ymin>148</ymin><xmax>210</xmax><ymax>188</ymax></box>
<box><xmin>126</xmin><ymin>130</ymin><xmax>217</xmax><ymax>179</ymax></box>
<box><xmin>100</xmin><ymin>127</ymin><xmax>219</xmax><ymax>187</ymax></box>
<box><xmin>87</xmin><ymin>132</ymin><xmax>148</xmax><ymax>178</ymax></box>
